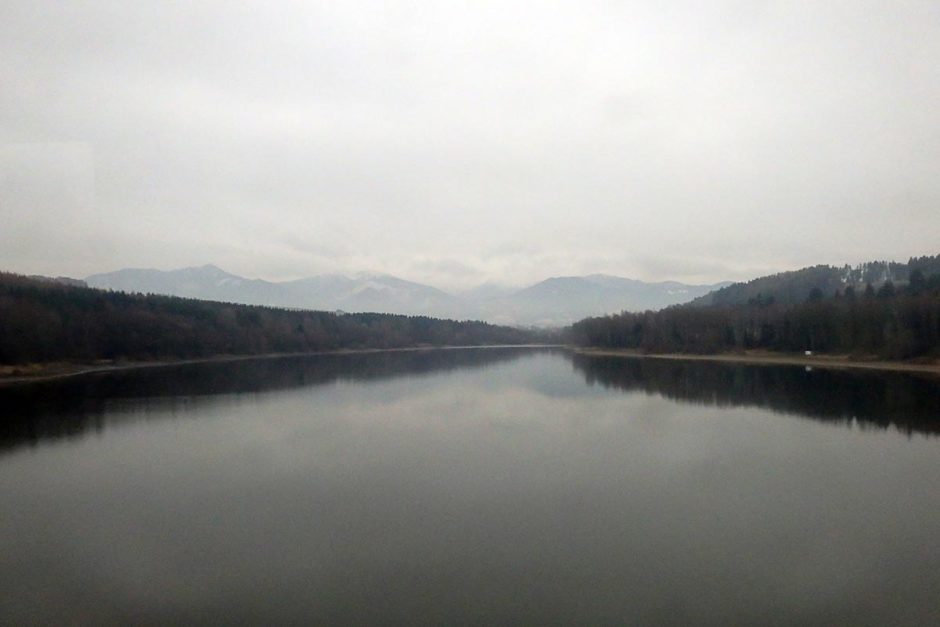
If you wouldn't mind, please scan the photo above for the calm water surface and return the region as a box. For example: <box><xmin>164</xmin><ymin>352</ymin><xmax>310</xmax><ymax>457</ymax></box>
<box><xmin>1</xmin><ymin>348</ymin><xmax>939</xmax><ymax>625</ymax></box>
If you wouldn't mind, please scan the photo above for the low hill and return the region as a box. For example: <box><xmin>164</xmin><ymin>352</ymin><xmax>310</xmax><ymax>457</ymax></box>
<box><xmin>692</xmin><ymin>256</ymin><xmax>940</xmax><ymax>307</ymax></box>
<box><xmin>570</xmin><ymin>256</ymin><xmax>940</xmax><ymax>359</ymax></box>
<box><xmin>0</xmin><ymin>272</ymin><xmax>542</xmax><ymax>367</ymax></box>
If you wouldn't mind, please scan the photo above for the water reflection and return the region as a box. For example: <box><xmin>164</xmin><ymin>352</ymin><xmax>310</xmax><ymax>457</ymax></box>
<box><xmin>3</xmin><ymin>348</ymin><xmax>939</xmax><ymax>453</ymax></box>
<box><xmin>0</xmin><ymin>347</ymin><xmax>547</xmax><ymax>452</ymax></box>
<box><xmin>2</xmin><ymin>349</ymin><xmax>940</xmax><ymax>625</ymax></box>
<box><xmin>569</xmin><ymin>354</ymin><xmax>940</xmax><ymax>436</ymax></box>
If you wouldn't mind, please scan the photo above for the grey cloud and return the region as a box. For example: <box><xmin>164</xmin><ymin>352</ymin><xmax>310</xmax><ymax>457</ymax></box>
<box><xmin>1</xmin><ymin>1</ymin><xmax>938</xmax><ymax>286</ymax></box>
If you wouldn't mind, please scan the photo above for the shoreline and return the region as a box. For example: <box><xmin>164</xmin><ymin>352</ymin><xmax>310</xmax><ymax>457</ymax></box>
<box><xmin>6</xmin><ymin>345</ymin><xmax>938</xmax><ymax>385</ymax></box>
<box><xmin>0</xmin><ymin>344</ymin><xmax>561</xmax><ymax>386</ymax></box>
<box><xmin>573</xmin><ymin>348</ymin><xmax>940</xmax><ymax>376</ymax></box>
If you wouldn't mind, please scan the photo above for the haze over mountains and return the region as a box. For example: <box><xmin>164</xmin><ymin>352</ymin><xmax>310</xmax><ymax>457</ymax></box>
<box><xmin>85</xmin><ymin>265</ymin><xmax>729</xmax><ymax>326</ymax></box>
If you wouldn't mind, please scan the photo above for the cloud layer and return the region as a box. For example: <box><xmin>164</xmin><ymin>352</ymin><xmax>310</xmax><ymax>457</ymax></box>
<box><xmin>2</xmin><ymin>1</ymin><xmax>939</xmax><ymax>288</ymax></box>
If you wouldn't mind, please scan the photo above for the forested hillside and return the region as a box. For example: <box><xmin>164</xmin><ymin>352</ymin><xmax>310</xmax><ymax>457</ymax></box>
<box><xmin>0</xmin><ymin>273</ymin><xmax>542</xmax><ymax>366</ymax></box>
<box><xmin>570</xmin><ymin>262</ymin><xmax>940</xmax><ymax>359</ymax></box>
<box><xmin>692</xmin><ymin>255</ymin><xmax>940</xmax><ymax>306</ymax></box>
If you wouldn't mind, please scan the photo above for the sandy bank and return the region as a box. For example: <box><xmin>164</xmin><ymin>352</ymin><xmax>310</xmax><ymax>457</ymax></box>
<box><xmin>574</xmin><ymin>348</ymin><xmax>940</xmax><ymax>376</ymax></box>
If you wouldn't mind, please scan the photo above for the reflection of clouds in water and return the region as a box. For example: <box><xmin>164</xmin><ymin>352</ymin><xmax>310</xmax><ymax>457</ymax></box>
<box><xmin>2</xmin><ymin>349</ymin><xmax>940</xmax><ymax>624</ymax></box>
<box><xmin>4</xmin><ymin>347</ymin><xmax>940</xmax><ymax>459</ymax></box>
<box><xmin>0</xmin><ymin>347</ymin><xmax>550</xmax><ymax>453</ymax></box>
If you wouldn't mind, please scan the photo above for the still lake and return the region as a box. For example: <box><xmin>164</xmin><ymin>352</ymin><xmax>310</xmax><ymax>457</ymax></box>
<box><xmin>1</xmin><ymin>347</ymin><xmax>939</xmax><ymax>625</ymax></box>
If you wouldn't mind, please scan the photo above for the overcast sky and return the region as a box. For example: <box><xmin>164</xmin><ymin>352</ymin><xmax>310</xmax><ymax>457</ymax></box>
<box><xmin>1</xmin><ymin>1</ymin><xmax>939</xmax><ymax>289</ymax></box>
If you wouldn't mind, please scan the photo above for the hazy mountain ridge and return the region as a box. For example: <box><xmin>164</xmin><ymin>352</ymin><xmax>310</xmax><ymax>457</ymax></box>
<box><xmin>479</xmin><ymin>274</ymin><xmax>730</xmax><ymax>327</ymax></box>
<box><xmin>86</xmin><ymin>265</ymin><xmax>467</xmax><ymax>320</ymax></box>
<box><xmin>85</xmin><ymin>265</ymin><xmax>728</xmax><ymax>326</ymax></box>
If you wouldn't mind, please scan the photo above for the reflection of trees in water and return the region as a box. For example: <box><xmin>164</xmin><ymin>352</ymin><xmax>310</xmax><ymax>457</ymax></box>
<box><xmin>569</xmin><ymin>354</ymin><xmax>940</xmax><ymax>436</ymax></box>
<box><xmin>6</xmin><ymin>348</ymin><xmax>936</xmax><ymax>453</ymax></box>
<box><xmin>0</xmin><ymin>347</ymin><xmax>548</xmax><ymax>452</ymax></box>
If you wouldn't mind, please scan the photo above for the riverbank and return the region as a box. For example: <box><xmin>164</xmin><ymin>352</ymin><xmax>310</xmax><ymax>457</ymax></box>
<box><xmin>574</xmin><ymin>348</ymin><xmax>940</xmax><ymax>376</ymax></box>
<box><xmin>0</xmin><ymin>344</ymin><xmax>560</xmax><ymax>386</ymax></box>
<box><xmin>7</xmin><ymin>346</ymin><xmax>937</xmax><ymax>386</ymax></box>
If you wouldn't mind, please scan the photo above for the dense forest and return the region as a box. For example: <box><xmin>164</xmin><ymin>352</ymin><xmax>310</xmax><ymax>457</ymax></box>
<box><xmin>570</xmin><ymin>257</ymin><xmax>940</xmax><ymax>359</ymax></box>
<box><xmin>691</xmin><ymin>255</ymin><xmax>940</xmax><ymax>306</ymax></box>
<box><xmin>0</xmin><ymin>272</ymin><xmax>544</xmax><ymax>366</ymax></box>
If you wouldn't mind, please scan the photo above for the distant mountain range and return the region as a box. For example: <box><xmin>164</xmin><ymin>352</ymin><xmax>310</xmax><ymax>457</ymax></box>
<box><xmin>85</xmin><ymin>265</ymin><xmax>729</xmax><ymax>326</ymax></box>
<box><xmin>475</xmin><ymin>275</ymin><xmax>730</xmax><ymax>326</ymax></box>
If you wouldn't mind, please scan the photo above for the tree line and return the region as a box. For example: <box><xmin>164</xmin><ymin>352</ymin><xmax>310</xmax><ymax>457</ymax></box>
<box><xmin>692</xmin><ymin>255</ymin><xmax>940</xmax><ymax>306</ymax></box>
<box><xmin>0</xmin><ymin>272</ymin><xmax>544</xmax><ymax>365</ymax></box>
<box><xmin>569</xmin><ymin>271</ymin><xmax>940</xmax><ymax>359</ymax></box>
